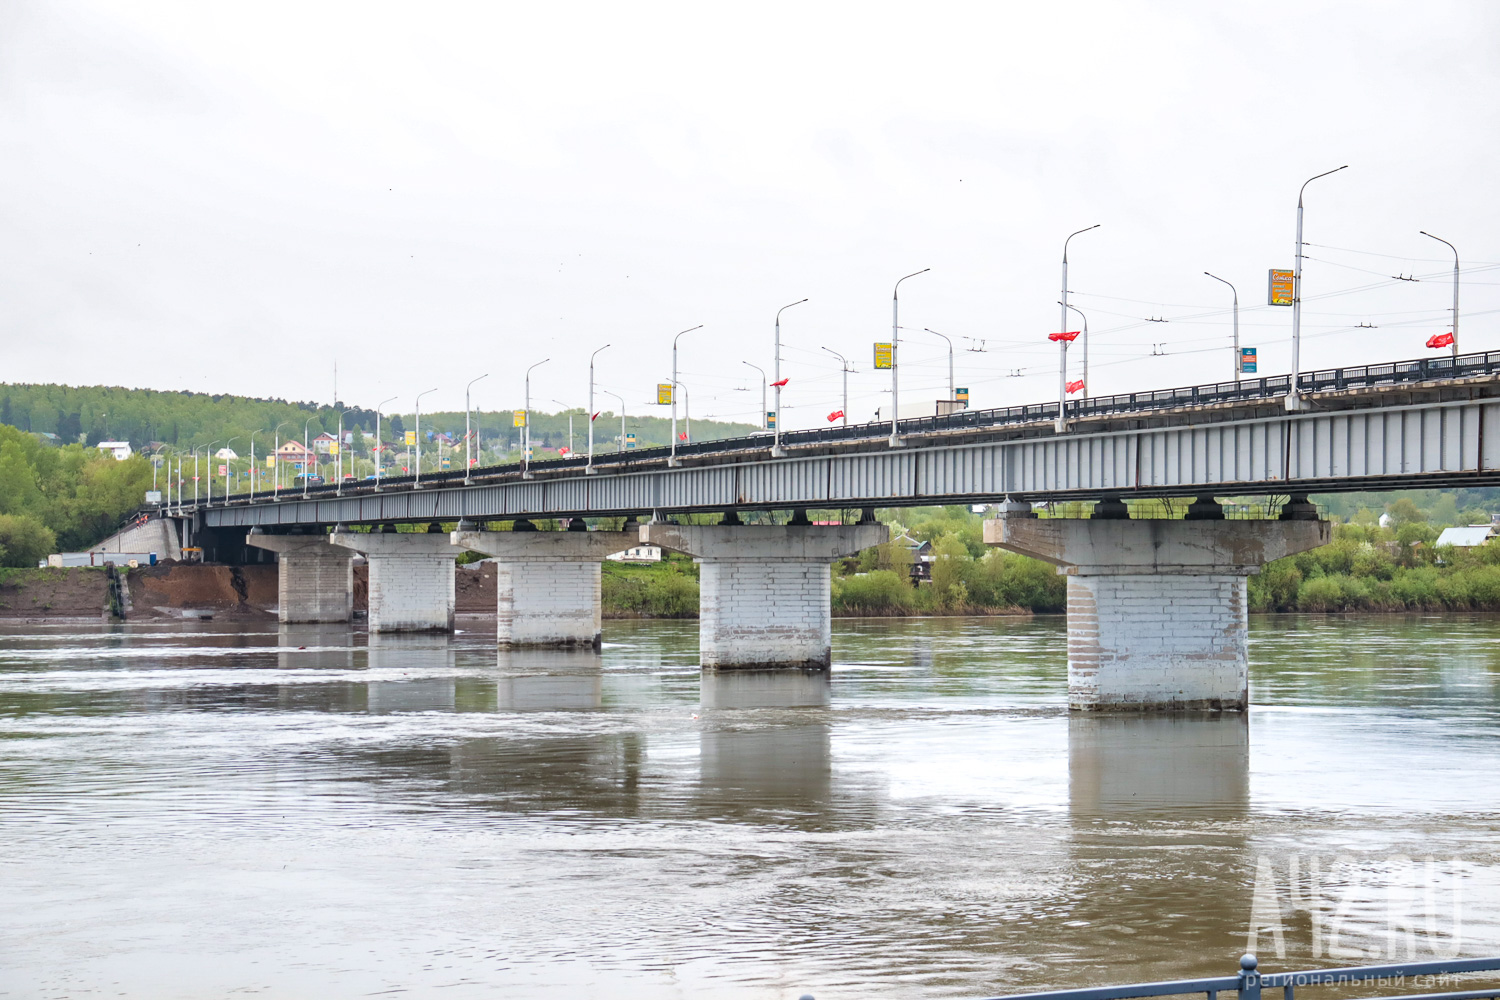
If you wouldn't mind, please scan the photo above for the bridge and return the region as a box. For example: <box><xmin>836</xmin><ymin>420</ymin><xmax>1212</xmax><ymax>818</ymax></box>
<box><xmin>195</xmin><ymin>349</ymin><xmax>1500</xmax><ymax>528</ymax></box>
<box><xmin>149</xmin><ymin>351</ymin><xmax>1500</xmax><ymax>713</ymax></box>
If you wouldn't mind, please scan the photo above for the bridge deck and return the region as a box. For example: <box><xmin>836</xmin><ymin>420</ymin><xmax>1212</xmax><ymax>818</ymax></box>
<box><xmin>195</xmin><ymin>351</ymin><xmax>1500</xmax><ymax>528</ymax></box>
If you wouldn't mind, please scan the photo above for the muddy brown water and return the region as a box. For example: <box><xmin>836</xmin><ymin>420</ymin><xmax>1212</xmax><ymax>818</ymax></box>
<box><xmin>1</xmin><ymin>615</ymin><xmax>1498</xmax><ymax>999</ymax></box>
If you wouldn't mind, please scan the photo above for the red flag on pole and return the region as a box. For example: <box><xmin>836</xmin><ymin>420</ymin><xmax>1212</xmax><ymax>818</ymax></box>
<box><xmin>678</xmin><ymin>432</ymin><xmax>687</xmax><ymax>441</ymax></box>
<box><xmin>770</xmin><ymin>378</ymin><xmax>789</xmax><ymax>387</ymax></box>
<box><xmin>827</xmin><ymin>410</ymin><xmax>844</xmax><ymax>422</ymax></box>
<box><xmin>1426</xmin><ymin>332</ymin><xmax>1455</xmax><ymax>349</ymax></box>
<box><xmin>1048</xmin><ymin>330</ymin><xmax>1081</xmax><ymax>343</ymax></box>
<box><xmin>590</xmin><ymin>411</ymin><xmax>600</xmax><ymax>421</ymax></box>
<box><xmin>1066</xmin><ymin>379</ymin><xmax>1085</xmax><ymax>394</ymax></box>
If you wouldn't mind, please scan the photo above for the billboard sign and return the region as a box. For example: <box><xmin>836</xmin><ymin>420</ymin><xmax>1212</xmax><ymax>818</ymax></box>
<box><xmin>405</xmin><ymin>430</ymin><xmax>417</xmax><ymax>445</ymax></box>
<box><xmin>766</xmin><ymin>411</ymin><xmax>777</xmax><ymax>429</ymax></box>
<box><xmin>656</xmin><ymin>383</ymin><xmax>674</xmax><ymax>405</ymax></box>
<box><xmin>1240</xmin><ymin>347</ymin><xmax>1258</xmax><ymax>373</ymax></box>
<box><xmin>1268</xmin><ymin>269</ymin><xmax>1294</xmax><ymax>306</ymax></box>
<box><xmin>511</xmin><ymin>410</ymin><xmax>526</xmax><ymax>428</ymax></box>
<box><xmin>625</xmin><ymin>433</ymin><xmax>637</xmax><ymax>449</ymax></box>
<box><xmin>955</xmin><ymin>387</ymin><xmax>969</xmax><ymax>407</ymax></box>
<box><xmin>873</xmin><ymin>342</ymin><xmax>893</xmax><ymax>369</ymax></box>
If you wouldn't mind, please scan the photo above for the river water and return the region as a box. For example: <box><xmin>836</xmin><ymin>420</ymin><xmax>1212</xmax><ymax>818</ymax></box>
<box><xmin>2</xmin><ymin>615</ymin><xmax>1499</xmax><ymax>999</ymax></box>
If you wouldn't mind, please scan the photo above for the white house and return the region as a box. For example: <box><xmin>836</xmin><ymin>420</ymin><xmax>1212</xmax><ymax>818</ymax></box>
<box><xmin>96</xmin><ymin>441</ymin><xmax>133</xmax><ymax>460</ymax></box>
<box><xmin>607</xmin><ymin>545</ymin><xmax>663</xmax><ymax>563</ymax></box>
<box><xmin>214</xmin><ymin>447</ymin><xmax>239</xmax><ymax>460</ymax></box>
<box><xmin>1435</xmin><ymin>525</ymin><xmax>1496</xmax><ymax>548</ymax></box>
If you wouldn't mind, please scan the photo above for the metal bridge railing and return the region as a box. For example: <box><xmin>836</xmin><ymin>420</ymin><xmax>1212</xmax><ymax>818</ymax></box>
<box><xmin>181</xmin><ymin>348</ymin><xmax>1500</xmax><ymax>511</ymax></box>
<box><xmin>965</xmin><ymin>954</ymin><xmax>1500</xmax><ymax>1000</ymax></box>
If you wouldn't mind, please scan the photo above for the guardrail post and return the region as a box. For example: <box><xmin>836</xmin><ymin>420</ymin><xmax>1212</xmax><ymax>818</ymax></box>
<box><xmin>1237</xmin><ymin>954</ymin><xmax>1260</xmax><ymax>1000</ymax></box>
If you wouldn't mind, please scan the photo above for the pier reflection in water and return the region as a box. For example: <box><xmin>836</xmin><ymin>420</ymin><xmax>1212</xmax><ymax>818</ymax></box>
<box><xmin>2</xmin><ymin>615</ymin><xmax>1499</xmax><ymax>999</ymax></box>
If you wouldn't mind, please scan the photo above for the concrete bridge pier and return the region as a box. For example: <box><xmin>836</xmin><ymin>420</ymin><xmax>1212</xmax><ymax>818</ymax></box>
<box><xmin>643</xmin><ymin>518</ymin><xmax>888</xmax><ymax>670</ymax></box>
<box><xmin>985</xmin><ymin>502</ymin><xmax>1329</xmax><ymax>711</ymax></box>
<box><xmin>451</xmin><ymin>523</ymin><xmax>636</xmax><ymax>647</ymax></box>
<box><xmin>245</xmin><ymin>530</ymin><xmax>354</xmax><ymax>624</ymax></box>
<box><xmin>331</xmin><ymin>526</ymin><xmax>460</xmax><ymax>633</ymax></box>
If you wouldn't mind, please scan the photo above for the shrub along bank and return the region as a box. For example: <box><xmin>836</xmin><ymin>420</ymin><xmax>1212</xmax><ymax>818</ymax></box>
<box><xmin>1249</xmin><ymin>522</ymin><xmax>1500</xmax><ymax>612</ymax></box>
<box><xmin>595</xmin><ymin>508</ymin><xmax>1500</xmax><ymax>618</ymax></box>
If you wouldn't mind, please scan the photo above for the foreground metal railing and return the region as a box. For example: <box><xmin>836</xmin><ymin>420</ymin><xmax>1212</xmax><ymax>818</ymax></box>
<box><xmin>175</xmin><ymin>347</ymin><xmax>1500</xmax><ymax>513</ymax></box>
<box><xmin>967</xmin><ymin>954</ymin><xmax>1500</xmax><ymax>1000</ymax></box>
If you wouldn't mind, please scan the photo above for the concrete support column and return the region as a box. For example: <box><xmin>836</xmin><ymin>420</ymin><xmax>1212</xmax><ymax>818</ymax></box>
<box><xmin>642</xmin><ymin>523</ymin><xmax>887</xmax><ymax>670</ymax></box>
<box><xmin>985</xmin><ymin>509</ymin><xmax>1329</xmax><ymax>711</ymax></box>
<box><xmin>245</xmin><ymin>532</ymin><xmax>354</xmax><ymax>624</ymax></box>
<box><xmin>451</xmin><ymin>530</ymin><xmax>636</xmax><ymax>647</ymax></box>
<box><xmin>331</xmin><ymin>530</ymin><xmax>460</xmax><ymax>632</ymax></box>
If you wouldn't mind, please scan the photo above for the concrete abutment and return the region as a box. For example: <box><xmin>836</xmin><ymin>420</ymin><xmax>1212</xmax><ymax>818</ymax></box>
<box><xmin>451</xmin><ymin>530</ymin><xmax>636</xmax><ymax>647</ymax></box>
<box><xmin>643</xmin><ymin>523</ymin><xmax>887</xmax><ymax>670</ymax></box>
<box><xmin>245</xmin><ymin>532</ymin><xmax>354</xmax><ymax>624</ymax></box>
<box><xmin>331</xmin><ymin>530</ymin><xmax>459</xmax><ymax>632</ymax></box>
<box><xmin>984</xmin><ymin>508</ymin><xmax>1329</xmax><ymax>711</ymax></box>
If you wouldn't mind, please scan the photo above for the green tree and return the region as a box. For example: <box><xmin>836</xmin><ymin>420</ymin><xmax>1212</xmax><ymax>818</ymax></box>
<box><xmin>1387</xmin><ymin>497</ymin><xmax>1426</xmax><ymax>527</ymax></box>
<box><xmin>0</xmin><ymin>513</ymin><xmax>56</xmax><ymax>567</ymax></box>
<box><xmin>930</xmin><ymin>533</ymin><xmax>970</xmax><ymax>609</ymax></box>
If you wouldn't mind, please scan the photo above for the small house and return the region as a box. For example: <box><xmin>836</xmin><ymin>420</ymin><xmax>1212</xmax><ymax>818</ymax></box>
<box><xmin>1435</xmin><ymin>525</ymin><xmax>1496</xmax><ymax>548</ymax></box>
<box><xmin>608</xmin><ymin>545</ymin><xmax>663</xmax><ymax>564</ymax></box>
<box><xmin>96</xmin><ymin>440</ymin><xmax>133</xmax><ymax>460</ymax></box>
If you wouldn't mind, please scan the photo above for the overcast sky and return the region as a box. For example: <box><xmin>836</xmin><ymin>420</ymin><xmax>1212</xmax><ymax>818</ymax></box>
<box><xmin>3</xmin><ymin>1</ymin><xmax>1497</xmax><ymax>429</ymax></box>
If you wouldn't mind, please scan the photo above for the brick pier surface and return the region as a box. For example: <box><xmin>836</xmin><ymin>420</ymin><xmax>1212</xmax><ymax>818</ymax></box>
<box><xmin>244</xmin><ymin>532</ymin><xmax>354</xmax><ymax>624</ymax></box>
<box><xmin>331</xmin><ymin>530</ymin><xmax>460</xmax><ymax>633</ymax></box>
<box><xmin>643</xmin><ymin>522</ymin><xmax>887</xmax><ymax>670</ymax></box>
<box><xmin>451</xmin><ymin>530</ymin><xmax>636</xmax><ymax>648</ymax></box>
<box><xmin>985</xmin><ymin>511</ymin><xmax>1329</xmax><ymax>711</ymax></box>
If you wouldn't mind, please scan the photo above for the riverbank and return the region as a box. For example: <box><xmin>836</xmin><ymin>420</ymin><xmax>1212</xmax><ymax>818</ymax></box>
<box><xmin>8</xmin><ymin>515</ymin><xmax>1500</xmax><ymax>621</ymax></box>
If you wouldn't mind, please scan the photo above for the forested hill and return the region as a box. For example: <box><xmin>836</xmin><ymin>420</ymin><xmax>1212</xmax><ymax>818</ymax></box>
<box><xmin>0</xmin><ymin>383</ymin><xmax>761</xmax><ymax>453</ymax></box>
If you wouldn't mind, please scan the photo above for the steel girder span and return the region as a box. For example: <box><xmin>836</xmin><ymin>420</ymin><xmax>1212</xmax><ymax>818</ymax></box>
<box><xmin>202</xmin><ymin>397</ymin><xmax>1500</xmax><ymax>529</ymax></box>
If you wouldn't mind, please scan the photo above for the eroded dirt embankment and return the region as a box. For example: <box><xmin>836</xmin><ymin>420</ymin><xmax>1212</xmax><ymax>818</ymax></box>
<box><xmin>3</xmin><ymin>562</ymin><xmax>521</xmax><ymax>621</ymax></box>
<box><xmin>128</xmin><ymin>564</ymin><xmax>279</xmax><ymax>619</ymax></box>
<box><xmin>0</xmin><ymin>568</ymin><xmax>112</xmax><ymax>618</ymax></box>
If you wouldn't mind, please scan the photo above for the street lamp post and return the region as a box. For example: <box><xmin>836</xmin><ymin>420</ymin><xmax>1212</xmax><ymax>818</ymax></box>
<box><xmin>671</xmin><ymin>381</ymin><xmax>690</xmax><ymax>448</ymax></box>
<box><xmin>271</xmin><ymin>421</ymin><xmax>291</xmax><ymax>499</ymax></box>
<box><xmin>464</xmin><ymin>374</ymin><xmax>489</xmax><ymax>484</ymax></box>
<box><xmin>1289</xmin><ymin>166</ymin><xmax>1349</xmax><ymax>410</ymax></box>
<box><xmin>670</xmin><ymin>326</ymin><xmax>703</xmax><ymax>467</ymax></box>
<box><xmin>248</xmin><ymin>432</ymin><xmax>258</xmax><ymax>496</ymax></box>
<box><xmin>600</xmin><ymin>390</ymin><xmax>626</xmax><ymax>453</ymax></box>
<box><xmin>548</xmin><ymin>401</ymin><xmax>576</xmax><ymax>456</ymax></box>
<box><xmin>587</xmin><ymin>346</ymin><xmax>609</xmax><ymax>474</ymax></box>
<box><xmin>921</xmin><ymin>328</ymin><xmax>956</xmax><ymax>402</ymax></box>
<box><xmin>374</xmin><ymin>395</ymin><xmax>396</xmax><ymax>491</ymax></box>
<box><xmin>522</xmin><ymin>360</ymin><xmax>549</xmax><ymax>479</ymax></box>
<box><xmin>303</xmin><ymin>419</ymin><xmax>318</xmax><ymax>495</ymax></box>
<box><xmin>821</xmin><ymin>346</ymin><xmax>854</xmax><ymax>427</ymax></box>
<box><xmin>222</xmin><ymin>437</ymin><xmax>239</xmax><ymax>499</ymax></box>
<box><xmin>1057</xmin><ymin>304</ymin><xmax>1090</xmax><ymax>400</ymax></box>
<box><xmin>1204</xmin><ymin>272</ymin><xmax>1240</xmax><ymax>380</ymax></box>
<box><xmin>414</xmin><ymin>387</ymin><xmax>438</xmax><ymax>488</ymax></box>
<box><xmin>1420</xmin><ymin>231</ymin><xmax>1460</xmax><ymax>360</ymax></box>
<box><xmin>741</xmin><ymin>361</ymin><xmax>767</xmax><ymax>430</ymax></box>
<box><xmin>890</xmin><ymin>269</ymin><xmax>930</xmax><ymax>448</ymax></box>
<box><xmin>1059</xmin><ymin>225</ymin><xmax>1100</xmax><ymax>432</ymax></box>
<box><xmin>772</xmin><ymin>299</ymin><xmax>807</xmax><ymax>458</ymax></box>
<box><xmin>335</xmin><ymin>408</ymin><xmax>355</xmax><ymax>495</ymax></box>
